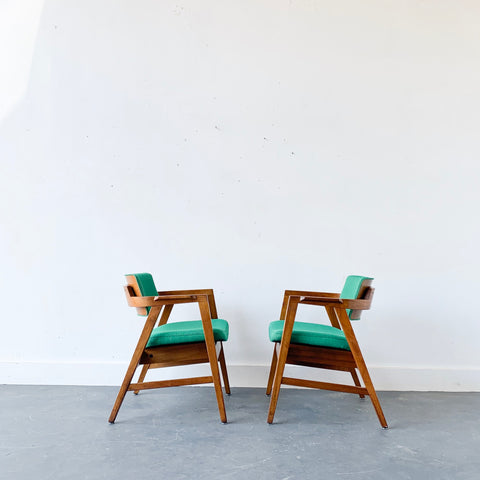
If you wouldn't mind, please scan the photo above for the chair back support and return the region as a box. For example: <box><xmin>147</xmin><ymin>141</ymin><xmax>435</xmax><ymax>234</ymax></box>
<box><xmin>125</xmin><ymin>273</ymin><xmax>158</xmax><ymax>316</ymax></box>
<box><xmin>340</xmin><ymin>275</ymin><xmax>373</xmax><ymax>320</ymax></box>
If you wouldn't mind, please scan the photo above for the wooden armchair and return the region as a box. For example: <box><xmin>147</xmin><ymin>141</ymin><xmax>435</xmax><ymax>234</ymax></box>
<box><xmin>109</xmin><ymin>273</ymin><xmax>230</xmax><ymax>424</ymax></box>
<box><xmin>266</xmin><ymin>275</ymin><xmax>387</xmax><ymax>428</ymax></box>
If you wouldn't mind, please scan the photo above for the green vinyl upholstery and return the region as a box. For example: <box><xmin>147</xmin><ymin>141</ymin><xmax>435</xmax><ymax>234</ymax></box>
<box><xmin>340</xmin><ymin>275</ymin><xmax>373</xmax><ymax>319</ymax></box>
<box><xmin>127</xmin><ymin>272</ymin><xmax>158</xmax><ymax>315</ymax></box>
<box><xmin>269</xmin><ymin>320</ymin><xmax>350</xmax><ymax>350</ymax></box>
<box><xmin>132</xmin><ymin>272</ymin><xmax>158</xmax><ymax>298</ymax></box>
<box><xmin>146</xmin><ymin>319</ymin><xmax>229</xmax><ymax>348</ymax></box>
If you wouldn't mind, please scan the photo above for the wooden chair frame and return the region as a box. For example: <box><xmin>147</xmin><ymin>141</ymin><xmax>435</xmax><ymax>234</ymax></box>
<box><xmin>266</xmin><ymin>283</ymin><xmax>387</xmax><ymax>428</ymax></box>
<box><xmin>109</xmin><ymin>277</ymin><xmax>230</xmax><ymax>424</ymax></box>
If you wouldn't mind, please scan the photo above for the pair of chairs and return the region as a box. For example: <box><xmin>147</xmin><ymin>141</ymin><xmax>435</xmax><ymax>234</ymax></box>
<box><xmin>108</xmin><ymin>273</ymin><xmax>387</xmax><ymax>428</ymax></box>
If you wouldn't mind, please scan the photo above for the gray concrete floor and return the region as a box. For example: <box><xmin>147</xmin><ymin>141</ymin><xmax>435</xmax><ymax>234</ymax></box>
<box><xmin>1</xmin><ymin>386</ymin><xmax>479</xmax><ymax>479</ymax></box>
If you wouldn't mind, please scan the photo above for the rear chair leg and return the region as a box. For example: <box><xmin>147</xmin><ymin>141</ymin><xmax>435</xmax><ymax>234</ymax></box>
<box><xmin>266</xmin><ymin>346</ymin><xmax>278</xmax><ymax>396</ymax></box>
<box><xmin>350</xmin><ymin>369</ymin><xmax>365</xmax><ymax>399</ymax></box>
<box><xmin>218</xmin><ymin>343</ymin><xmax>231</xmax><ymax>395</ymax></box>
<box><xmin>134</xmin><ymin>364</ymin><xmax>150</xmax><ymax>395</ymax></box>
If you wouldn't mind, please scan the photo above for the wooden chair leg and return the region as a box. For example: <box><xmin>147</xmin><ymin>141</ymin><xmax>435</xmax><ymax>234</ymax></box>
<box><xmin>350</xmin><ymin>369</ymin><xmax>365</xmax><ymax>399</ymax></box>
<box><xmin>218</xmin><ymin>343</ymin><xmax>231</xmax><ymax>395</ymax></box>
<box><xmin>266</xmin><ymin>346</ymin><xmax>278</xmax><ymax>395</ymax></box>
<box><xmin>338</xmin><ymin>311</ymin><xmax>387</xmax><ymax>428</ymax></box>
<box><xmin>133</xmin><ymin>364</ymin><xmax>150</xmax><ymax>395</ymax></box>
<box><xmin>209</xmin><ymin>351</ymin><xmax>227</xmax><ymax>423</ymax></box>
<box><xmin>199</xmin><ymin>299</ymin><xmax>227</xmax><ymax>423</ymax></box>
<box><xmin>355</xmin><ymin>359</ymin><xmax>388</xmax><ymax>428</ymax></box>
<box><xmin>109</xmin><ymin>308</ymin><xmax>160</xmax><ymax>424</ymax></box>
<box><xmin>109</xmin><ymin>359</ymin><xmax>139</xmax><ymax>423</ymax></box>
<box><xmin>267</xmin><ymin>298</ymin><xmax>299</xmax><ymax>424</ymax></box>
<box><xmin>267</xmin><ymin>344</ymin><xmax>287</xmax><ymax>424</ymax></box>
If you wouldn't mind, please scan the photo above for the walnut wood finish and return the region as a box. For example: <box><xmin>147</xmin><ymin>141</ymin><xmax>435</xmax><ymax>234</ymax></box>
<box><xmin>129</xmin><ymin>376</ymin><xmax>213</xmax><ymax>391</ymax></box>
<box><xmin>109</xmin><ymin>276</ymin><xmax>230</xmax><ymax>424</ymax></box>
<box><xmin>266</xmin><ymin>280</ymin><xmax>387</xmax><ymax>428</ymax></box>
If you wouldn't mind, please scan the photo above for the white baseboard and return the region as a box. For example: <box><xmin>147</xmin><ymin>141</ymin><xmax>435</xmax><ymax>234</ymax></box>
<box><xmin>1</xmin><ymin>361</ymin><xmax>479</xmax><ymax>391</ymax></box>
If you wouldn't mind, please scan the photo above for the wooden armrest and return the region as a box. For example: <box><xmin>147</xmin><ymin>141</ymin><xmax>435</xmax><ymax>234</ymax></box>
<box><xmin>300</xmin><ymin>297</ymin><xmax>372</xmax><ymax>310</ymax></box>
<box><xmin>280</xmin><ymin>290</ymin><xmax>340</xmax><ymax>320</ymax></box>
<box><xmin>156</xmin><ymin>289</ymin><xmax>214</xmax><ymax>296</ymax></box>
<box><xmin>300</xmin><ymin>296</ymin><xmax>344</xmax><ymax>306</ymax></box>
<box><xmin>155</xmin><ymin>289</ymin><xmax>219</xmax><ymax>319</ymax></box>
<box><xmin>285</xmin><ymin>290</ymin><xmax>340</xmax><ymax>298</ymax></box>
<box><xmin>126</xmin><ymin>294</ymin><xmax>199</xmax><ymax>308</ymax></box>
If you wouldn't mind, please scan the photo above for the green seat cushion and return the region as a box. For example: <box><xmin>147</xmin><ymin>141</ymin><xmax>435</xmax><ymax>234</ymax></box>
<box><xmin>269</xmin><ymin>320</ymin><xmax>350</xmax><ymax>350</ymax></box>
<box><xmin>146</xmin><ymin>319</ymin><xmax>229</xmax><ymax>348</ymax></box>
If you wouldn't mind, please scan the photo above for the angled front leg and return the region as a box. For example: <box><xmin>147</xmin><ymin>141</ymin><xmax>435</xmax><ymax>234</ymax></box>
<box><xmin>267</xmin><ymin>296</ymin><xmax>300</xmax><ymax>424</ymax></box>
<box><xmin>108</xmin><ymin>306</ymin><xmax>161</xmax><ymax>423</ymax></box>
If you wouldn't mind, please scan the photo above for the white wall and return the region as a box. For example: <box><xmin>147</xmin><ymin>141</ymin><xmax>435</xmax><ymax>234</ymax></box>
<box><xmin>1</xmin><ymin>0</ymin><xmax>480</xmax><ymax>390</ymax></box>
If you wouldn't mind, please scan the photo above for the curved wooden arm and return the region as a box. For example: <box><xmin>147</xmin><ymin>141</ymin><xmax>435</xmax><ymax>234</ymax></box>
<box><xmin>155</xmin><ymin>289</ymin><xmax>218</xmax><ymax>318</ymax></box>
<box><xmin>280</xmin><ymin>290</ymin><xmax>340</xmax><ymax>319</ymax></box>
<box><xmin>300</xmin><ymin>296</ymin><xmax>343</xmax><ymax>306</ymax></box>
<box><xmin>284</xmin><ymin>290</ymin><xmax>340</xmax><ymax>298</ymax></box>
<box><xmin>300</xmin><ymin>296</ymin><xmax>372</xmax><ymax>310</ymax></box>
<box><xmin>156</xmin><ymin>288</ymin><xmax>214</xmax><ymax>296</ymax></box>
<box><xmin>124</xmin><ymin>290</ymin><xmax>200</xmax><ymax>309</ymax></box>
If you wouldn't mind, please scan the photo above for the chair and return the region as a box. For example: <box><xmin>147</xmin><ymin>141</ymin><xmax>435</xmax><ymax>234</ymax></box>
<box><xmin>266</xmin><ymin>275</ymin><xmax>387</xmax><ymax>428</ymax></box>
<box><xmin>108</xmin><ymin>273</ymin><xmax>230</xmax><ymax>423</ymax></box>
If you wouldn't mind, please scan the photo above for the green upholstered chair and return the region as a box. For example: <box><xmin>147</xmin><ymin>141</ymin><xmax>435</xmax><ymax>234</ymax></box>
<box><xmin>266</xmin><ymin>275</ymin><xmax>387</xmax><ymax>428</ymax></box>
<box><xmin>109</xmin><ymin>273</ymin><xmax>230</xmax><ymax>423</ymax></box>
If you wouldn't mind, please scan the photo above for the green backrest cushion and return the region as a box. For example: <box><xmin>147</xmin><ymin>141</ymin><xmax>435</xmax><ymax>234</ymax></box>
<box><xmin>340</xmin><ymin>275</ymin><xmax>373</xmax><ymax>319</ymax></box>
<box><xmin>126</xmin><ymin>273</ymin><xmax>158</xmax><ymax>315</ymax></box>
<box><xmin>131</xmin><ymin>273</ymin><xmax>158</xmax><ymax>296</ymax></box>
